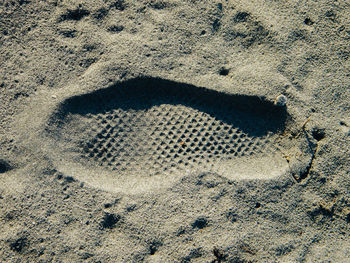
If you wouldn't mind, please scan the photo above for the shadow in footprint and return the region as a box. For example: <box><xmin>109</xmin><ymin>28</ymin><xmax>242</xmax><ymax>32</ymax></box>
<box><xmin>57</xmin><ymin>77</ymin><xmax>287</xmax><ymax>137</ymax></box>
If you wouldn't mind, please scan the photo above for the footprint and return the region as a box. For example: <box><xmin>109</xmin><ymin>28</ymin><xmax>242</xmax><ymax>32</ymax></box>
<box><xmin>45</xmin><ymin>77</ymin><xmax>309</xmax><ymax>194</ymax></box>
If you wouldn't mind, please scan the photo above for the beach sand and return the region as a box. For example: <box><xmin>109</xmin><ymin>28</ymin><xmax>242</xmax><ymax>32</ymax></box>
<box><xmin>0</xmin><ymin>0</ymin><xmax>349</xmax><ymax>262</ymax></box>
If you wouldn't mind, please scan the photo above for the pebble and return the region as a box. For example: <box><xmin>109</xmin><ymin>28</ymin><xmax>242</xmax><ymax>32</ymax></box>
<box><xmin>274</xmin><ymin>94</ymin><xmax>287</xmax><ymax>107</ymax></box>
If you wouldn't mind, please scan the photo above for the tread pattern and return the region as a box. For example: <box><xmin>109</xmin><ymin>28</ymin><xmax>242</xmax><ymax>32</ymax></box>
<box><xmin>50</xmin><ymin>77</ymin><xmax>286</xmax><ymax>178</ymax></box>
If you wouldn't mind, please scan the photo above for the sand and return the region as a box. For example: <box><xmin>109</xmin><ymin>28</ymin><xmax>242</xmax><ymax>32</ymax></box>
<box><xmin>0</xmin><ymin>0</ymin><xmax>349</xmax><ymax>262</ymax></box>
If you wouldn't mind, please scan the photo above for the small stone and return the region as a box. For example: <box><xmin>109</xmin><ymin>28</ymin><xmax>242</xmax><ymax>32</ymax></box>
<box><xmin>274</xmin><ymin>95</ymin><xmax>287</xmax><ymax>107</ymax></box>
